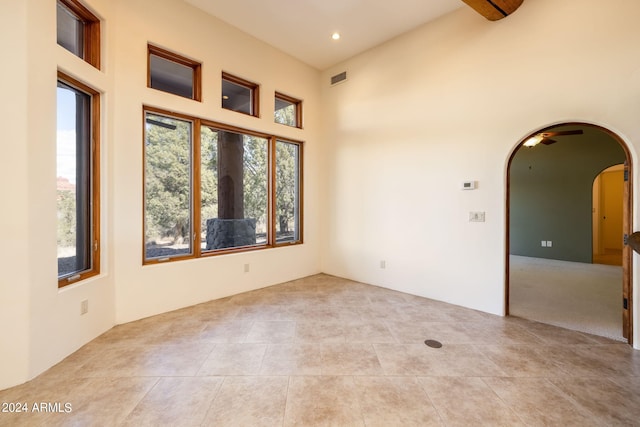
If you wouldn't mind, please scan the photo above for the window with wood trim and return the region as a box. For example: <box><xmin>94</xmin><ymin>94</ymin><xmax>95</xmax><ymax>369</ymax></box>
<box><xmin>56</xmin><ymin>0</ymin><xmax>101</xmax><ymax>69</ymax></box>
<box><xmin>143</xmin><ymin>107</ymin><xmax>303</xmax><ymax>264</ymax></box>
<box><xmin>148</xmin><ymin>45</ymin><xmax>202</xmax><ymax>101</ymax></box>
<box><xmin>57</xmin><ymin>72</ymin><xmax>100</xmax><ymax>286</ymax></box>
<box><xmin>275</xmin><ymin>92</ymin><xmax>302</xmax><ymax>128</ymax></box>
<box><xmin>221</xmin><ymin>72</ymin><xmax>259</xmax><ymax>117</ymax></box>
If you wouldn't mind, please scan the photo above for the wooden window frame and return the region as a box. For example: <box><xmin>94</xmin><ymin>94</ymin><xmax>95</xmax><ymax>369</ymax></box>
<box><xmin>142</xmin><ymin>107</ymin><xmax>303</xmax><ymax>265</ymax></box>
<box><xmin>221</xmin><ymin>72</ymin><xmax>260</xmax><ymax>117</ymax></box>
<box><xmin>57</xmin><ymin>0</ymin><xmax>101</xmax><ymax>69</ymax></box>
<box><xmin>57</xmin><ymin>71</ymin><xmax>101</xmax><ymax>287</ymax></box>
<box><xmin>274</xmin><ymin>92</ymin><xmax>303</xmax><ymax>129</ymax></box>
<box><xmin>147</xmin><ymin>44</ymin><xmax>202</xmax><ymax>101</ymax></box>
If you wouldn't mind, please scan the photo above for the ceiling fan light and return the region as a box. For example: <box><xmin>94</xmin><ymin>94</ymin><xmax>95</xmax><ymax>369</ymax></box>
<box><xmin>524</xmin><ymin>135</ymin><xmax>543</xmax><ymax>147</ymax></box>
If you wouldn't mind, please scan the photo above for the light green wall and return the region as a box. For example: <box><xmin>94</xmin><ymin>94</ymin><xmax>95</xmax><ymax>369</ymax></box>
<box><xmin>509</xmin><ymin>126</ymin><xmax>626</xmax><ymax>263</ymax></box>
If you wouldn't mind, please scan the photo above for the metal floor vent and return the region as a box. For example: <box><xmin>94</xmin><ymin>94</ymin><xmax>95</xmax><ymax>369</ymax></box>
<box><xmin>330</xmin><ymin>71</ymin><xmax>347</xmax><ymax>86</ymax></box>
<box><xmin>424</xmin><ymin>339</ymin><xmax>443</xmax><ymax>349</ymax></box>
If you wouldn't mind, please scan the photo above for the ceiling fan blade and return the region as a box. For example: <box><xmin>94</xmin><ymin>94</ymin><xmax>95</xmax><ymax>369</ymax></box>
<box><xmin>541</xmin><ymin>138</ymin><xmax>557</xmax><ymax>145</ymax></box>
<box><xmin>540</xmin><ymin>130</ymin><xmax>584</xmax><ymax>138</ymax></box>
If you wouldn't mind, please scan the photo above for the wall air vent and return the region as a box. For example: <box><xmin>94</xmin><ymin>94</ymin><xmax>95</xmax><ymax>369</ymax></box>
<box><xmin>330</xmin><ymin>71</ymin><xmax>347</xmax><ymax>86</ymax></box>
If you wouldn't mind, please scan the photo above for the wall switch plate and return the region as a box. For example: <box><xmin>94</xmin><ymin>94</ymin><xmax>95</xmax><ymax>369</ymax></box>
<box><xmin>547</xmin><ymin>241</ymin><xmax>552</xmax><ymax>247</ymax></box>
<box><xmin>541</xmin><ymin>241</ymin><xmax>547</xmax><ymax>247</ymax></box>
<box><xmin>380</xmin><ymin>260</ymin><xmax>386</xmax><ymax>269</ymax></box>
<box><xmin>244</xmin><ymin>264</ymin><xmax>250</xmax><ymax>273</ymax></box>
<box><xmin>80</xmin><ymin>300</ymin><xmax>88</xmax><ymax>315</ymax></box>
<box><xmin>462</xmin><ymin>181</ymin><xmax>477</xmax><ymax>190</ymax></box>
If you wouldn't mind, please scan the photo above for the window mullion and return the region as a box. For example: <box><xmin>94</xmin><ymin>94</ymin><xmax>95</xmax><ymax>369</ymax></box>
<box><xmin>268</xmin><ymin>137</ymin><xmax>277</xmax><ymax>247</ymax></box>
<box><xmin>193</xmin><ymin>120</ymin><xmax>202</xmax><ymax>258</ymax></box>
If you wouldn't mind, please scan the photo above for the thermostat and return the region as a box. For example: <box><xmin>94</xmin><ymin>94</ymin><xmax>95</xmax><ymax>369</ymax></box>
<box><xmin>461</xmin><ymin>181</ymin><xmax>477</xmax><ymax>190</ymax></box>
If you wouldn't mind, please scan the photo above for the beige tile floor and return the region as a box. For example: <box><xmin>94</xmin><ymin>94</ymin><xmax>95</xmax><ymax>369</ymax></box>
<box><xmin>2</xmin><ymin>274</ymin><xmax>640</xmax><ymax>426</ymax></box>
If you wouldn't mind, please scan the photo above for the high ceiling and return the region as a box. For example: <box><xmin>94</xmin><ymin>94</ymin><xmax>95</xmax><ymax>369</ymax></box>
<box><xmin>182</xmin><ymin>0</ymin><xmax>463</xmax><ymax>70</ymax></box>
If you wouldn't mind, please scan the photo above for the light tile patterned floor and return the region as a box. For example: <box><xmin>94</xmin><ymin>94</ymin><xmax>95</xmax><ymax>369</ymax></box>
<box><xmin>1</xmin><ymin>274</ymin><xmax>640</xmax><ymax>426</ymax></box>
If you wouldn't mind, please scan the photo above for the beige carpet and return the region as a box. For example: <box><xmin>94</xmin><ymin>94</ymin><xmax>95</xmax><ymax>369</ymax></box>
<box><xmin>509</xmin><ymin>255</ymin><xmax>624</xmax><ymax>341</ymax></box>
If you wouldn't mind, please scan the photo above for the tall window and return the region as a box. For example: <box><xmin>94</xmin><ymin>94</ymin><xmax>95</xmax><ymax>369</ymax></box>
<box><xmin>275</xmin><ymin>140</ymin><xmax>302</xmax><ymax>242</ymax></box>
<box><xmin>148</xmin><ymin>45</ymin><xmax>202</xmax><ymax>100</ymax></box>
<box><xmin>56</xmin><ymin>0</ymin><xmax>100</xmax><ymax>69</ymax></box>
<box><xmin>57</xmin><ymin>73</ymin><xmax>100</xmax><ymax>286</ymax></box>
<box><xmin>144</xmin><ymin>112</ymin><xmax>193</xmax><ymax>261</ymax></box>
<box><xmin>144</xmin><ymin>107</ymin><xmax>303</xmax><ymax>264</ymax></box>
<box><xmin>274</xmin><ymin>92</ymin><xmax>302</xmax><ymax>128</ymax></box>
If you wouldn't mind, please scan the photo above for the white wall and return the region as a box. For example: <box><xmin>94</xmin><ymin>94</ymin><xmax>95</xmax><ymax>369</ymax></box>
<box><xmin>111</xmin><ymin>0</ymin><xmax>322</xmax><ymax>323</ymax></box>
<box><xmin>0</xmin><ymin>0</ymin><xmax>321</xmax><ymax>390</ymax></box>
<box><xmin>0</xmin><ymin>0</ymin><xmax>31</xmax><ymax>390</ymax></box>
<box><xmin>0</xmin><ymin>0</ymin><xmax>117</xmax><ymax>390</ymax></box>
<box><xmin>320</xmin><ymin>0</ymin><xmax>640</xmax><ymax>345</ymax></box>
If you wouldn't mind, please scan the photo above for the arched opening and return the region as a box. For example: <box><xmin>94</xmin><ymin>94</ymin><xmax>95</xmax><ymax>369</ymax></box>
<box><xmin>506</xmin><ymin>123</ymin><xmax>633</xmax><ymax>343</ymax></box>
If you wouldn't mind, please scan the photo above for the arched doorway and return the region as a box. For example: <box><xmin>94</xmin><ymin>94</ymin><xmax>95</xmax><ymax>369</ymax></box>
<box><xmin>506</xmin><ymin>123</ymin><xmax>633</xmax><ymax>344</ymax></box>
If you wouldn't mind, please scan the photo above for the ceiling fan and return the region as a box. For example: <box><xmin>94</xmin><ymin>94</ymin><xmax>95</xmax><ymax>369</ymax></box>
<box><xmin>524</xmin><ymin>130</ymin><xmax>584</xmax><ymax>147</ymax></box>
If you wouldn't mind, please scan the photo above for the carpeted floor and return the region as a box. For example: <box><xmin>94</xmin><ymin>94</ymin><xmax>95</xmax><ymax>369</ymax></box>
<box><xmin>509</xmin><ymin>255</ymin><xmax>624</xmax><ymax>341</ymax></box>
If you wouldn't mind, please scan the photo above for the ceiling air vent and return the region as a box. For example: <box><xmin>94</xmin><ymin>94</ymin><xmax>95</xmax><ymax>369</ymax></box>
<box><xmin>330</xmin><ymin>71</ymin><xmax>347</xmax><ymax>86</ymax></box>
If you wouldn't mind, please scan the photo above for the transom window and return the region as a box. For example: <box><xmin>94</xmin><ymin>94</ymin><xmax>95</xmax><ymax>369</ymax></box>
<box><xmin>275</xmin><ymin>92</ymin><xmax>302</xmax><ymax>128</ymax></box>
<box><xmin>148</xmin><ymin>44</ymin><xmax>202</xmax><ymax>100</ymax></box>
<box><xmin>221</xmin><ymin>72</ymin><xmax>259</xmax><ymax>117</ymax></box>
<box><xmin>144</xmin><ymin>108</ymin><xmax>302</xmax><ymax>263</ymax></box>
<box><xmin>57</xmin><ymin>72</ymin><xmax>100</xmax><ymax>286</ymax></box>
<box><xmin>56</xmin><ymin>0</ymin><xmax>100</xmax><ymax>69</ymax></box>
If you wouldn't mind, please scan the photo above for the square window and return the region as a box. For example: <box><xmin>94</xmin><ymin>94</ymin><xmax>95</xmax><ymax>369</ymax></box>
<box><xmin>148</xmin><ymin>45</ymin><xmax>201</xmax><ymax>100</ymax></box>
<box><xmin>200</xmin><ymin>127</ymin><xmax>269</xmax><ymax>252</ymax></box>
<box><xmin>222</xmin><ymin>72</ymin><xmax>259</xmax><ymax>117</ymax></box>
<box><xmin>275</xmin><ymin>92</ymin><xmax>302</xmax><ymax>128</ymax></box>
<box><xmin>56</xmin><ymin>0</ymin><xmax>100</xmax><ymax>68</ymax></box>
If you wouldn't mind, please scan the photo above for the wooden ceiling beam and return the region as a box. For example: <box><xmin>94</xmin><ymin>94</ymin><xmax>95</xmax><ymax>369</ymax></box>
<box><xmin>461</xmin><ymin>0</ymin><xmax>524</xmax><ymax>21</ymax></box>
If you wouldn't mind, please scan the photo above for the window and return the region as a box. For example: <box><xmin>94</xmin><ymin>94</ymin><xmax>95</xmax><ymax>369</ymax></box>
<box><xmin>148</xmin><ymin>45</ymin><xmax>202</xmax><ymax>100</ymax></box>
<box><xmin>144</xmin><ymin>112</ymin><xmax>194</xmax><ymax>261</ymax></box>
<box><xmin>200</xmin><ymin>127</ymin><xmax>268</xmax><ymax>252</ymax></box>
<box><xmin>222</xmin><ymin>72</ymin><xmax>259</xmax><ymax>117</ymax></box>
<box><xmin>275</xmin><ymin>140</ymin><xmax>302</xmax><ymax>242</ymax></box>
<box><xmin>56</xmin><ymin>0</ymin><xmax>100</xmax><ymax>69</ymax></box>
<box><xmin>274</xmin><ymin>92</ymin><xmax>302</xmax><ymax>128</ymax></box>
<box><xmin>144</xmin><ymin>107</ymin><xmax>303</xmax><ymax>264</ymax></box>
<box><xmin>57</xmin><ymin>72</ymin><xmax>100</xmax><ymax>286</ymax></box>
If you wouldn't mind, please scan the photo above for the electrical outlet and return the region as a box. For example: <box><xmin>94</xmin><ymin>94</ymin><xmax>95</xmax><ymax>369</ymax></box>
<box><xmin>547</xmin><ymin>240</ymin><xmax>552</xmax><ymax>247</ymax></box>
<box><xmin>80</xmin><ymin>300</ymin><xmax>88</xmax><ymax>315</ymax></box>
<box><xmin>244</xmin><ymin>263</ymin><xmax>250</xmax><ymax>273</ymax></box>
<box><xmin>469</xmin><ymin>212</ymin><xmax>486</xmax><ymax>222</ymax></box>
<box><xmin>380</xmin><ymin>260</ymin><xmax>386</xmax><ymax>269</ymax></box>
<box><xmin>541</xmin><ymin>241</ymin><xmax>547</xmax><ymax>247</ymax></box>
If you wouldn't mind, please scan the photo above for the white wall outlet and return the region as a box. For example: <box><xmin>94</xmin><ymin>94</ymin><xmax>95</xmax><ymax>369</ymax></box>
<box><xmin>244</xmin><ymin>263</ymin><xmax>250</xmax><ymax>273</ymax></box>
<box><xmin>80</xmin><ymin>300</ymin><xmax>88</xmax><ymax>315</ymax></box>
<box><xmin>380</xmin><ymin>260</ymin><xmax>386</xmax><ymax>269</ymax></box>
<box><xmin>469</xmin><ymin>212</ymin><xmax>486</xmax><ymax>222</ymax></box>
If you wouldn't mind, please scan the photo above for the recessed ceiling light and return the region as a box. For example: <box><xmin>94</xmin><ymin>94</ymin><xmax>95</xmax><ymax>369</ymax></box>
<box><xmin>331</xmin><ymin>32</ymin><xmax>341</xmax><ymax>41</ymax></box>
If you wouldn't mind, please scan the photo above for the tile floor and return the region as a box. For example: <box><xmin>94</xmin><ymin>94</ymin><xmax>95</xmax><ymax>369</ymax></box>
<box><xmin>1</xmin><ymin>274</ymin><xmax>640</xmax><ymax>426</ymax></box>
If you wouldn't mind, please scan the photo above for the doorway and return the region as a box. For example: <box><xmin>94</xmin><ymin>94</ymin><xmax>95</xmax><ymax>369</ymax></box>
<box><xmin>593</xmin><ymin>164</ymin><xmax>624</xmax><ymax>266</ymax></box>
<box><xmin>506</xmin><ymin>123</ymin><xmax>633</xmax><ymax>344</ymax></box>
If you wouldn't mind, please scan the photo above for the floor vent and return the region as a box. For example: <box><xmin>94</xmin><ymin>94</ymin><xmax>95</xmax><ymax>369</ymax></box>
<box><xmin>330</xmin><ymin>71</ymin><xmax>347</xmax><ymax>86</ymax></box>
<box><xmin>424</xmin><ymin>339</ymin><xmax>443</xmax><ymax>349</ymax></box>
